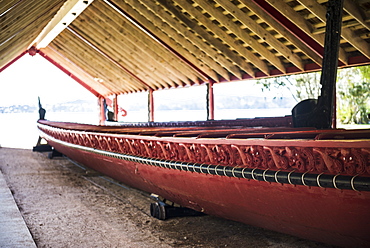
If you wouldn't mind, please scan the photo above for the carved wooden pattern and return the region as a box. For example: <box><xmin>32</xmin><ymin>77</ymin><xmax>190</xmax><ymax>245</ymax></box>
<box><xmin>39</xmin><ymin>126</ymin><xmax>370</xmax><ymax>176</ymax></box>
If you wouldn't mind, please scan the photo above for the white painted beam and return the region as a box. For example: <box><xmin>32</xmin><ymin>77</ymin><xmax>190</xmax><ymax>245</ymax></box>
<box><xmin>32</xmin><ymin>0</ymin><xmax>93</xmax><ymax>49</ymax></box>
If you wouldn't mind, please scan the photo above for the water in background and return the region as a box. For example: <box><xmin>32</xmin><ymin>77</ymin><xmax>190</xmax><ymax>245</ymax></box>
<box><xmin>0</xmin><ymin>112</ymin><xmax>99</xmax><ymax>149</ymax></box>
<box><xmin>0</xmin><ymin>108</ymin><xmax>291</xmax><ymax>149</ymax></box>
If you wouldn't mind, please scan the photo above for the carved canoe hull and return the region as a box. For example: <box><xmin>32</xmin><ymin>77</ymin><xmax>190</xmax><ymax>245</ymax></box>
<box><xmin>37</xmin><ymin>119</ymin><xmax>370</xmax><ymax>247</ymax></box>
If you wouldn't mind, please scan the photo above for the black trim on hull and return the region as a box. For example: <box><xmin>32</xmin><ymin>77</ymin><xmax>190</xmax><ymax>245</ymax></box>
<box><xmin>42</xmin><ymin>132</ymin><xmax>370</xmax><ymax>192</ymax></box>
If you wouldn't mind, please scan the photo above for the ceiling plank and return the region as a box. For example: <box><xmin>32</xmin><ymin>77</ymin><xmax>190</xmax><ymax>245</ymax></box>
<box><xmin>53</xmin><ymin>30</ymin><xmax>145</xmax><ymax>93</ymax></box>
<box><xmin>109</xmin><ymin>0</ymin><xmax>221</xmax><ymax>83</ymax></box>
<box><xmin>85</xmin><ymin>3</ymin><xmax>185</xmax><ymax>88</ymax></box>
<box><xmin>214</xmin><ymin>0</ymin><xmax>304</xmax><ymax>70</ymax></box>
<box><xmin>71</xmin><ymin>19</ymin><xmax>171</xmax><ymax>90</ymax></box>
<box><xmin>94</xmin><ymin>0</ymin><xmax>204</xmax><ymax>87</ymax></box>
<box><xmin>264</xmin><ymin>0</ymin><xmax>348</xmax><ymax>64</ymax></box>
<box><xmin>1</xmin><ymin>0</ymin><xmax>60</xmax><ymax>45</ymax></box>
<box><xmin>171</xmin><ymin>0</ymin><xmax>258</xmax><ymax>77</ymax></box>
<box><xmin>162</xmin><ymin>0</ymin><xmax>254</xmax><ymax>78</ymax></box>
<box><xmin>0</xmin><ymin>2</ymin><xmax>63</xmax><ymax>67</ymax></box>
<box><xmin>297</xmin><ymin>0</ymin><xmax>370</xmax><ymax>59</ymax></box>
<box><xmin>72</xmin><ymin>12</ymin><xmax>176</xmax><ymax>90</ymax></box>
<box><xmin>137</xmin><ymin>0</ymin><xmax>242</xmax><ymax>81</ymax></box>
<box><xmin>343</xmin><ymin>0</ymin><xmax>370</xmax><ymax>31</ymax></box>
<box><xmin>0</xmin><ymin>0</ymin><xmax>23</xmax><ymax>16</ymax></box>
<box><xmin>241</xmin><ymin>0</ymin><xmax>323</xmax><ymax>66</ymax></box>
<box><xmin>192</xmin><ymin>0</ymin><xmax>285</xmax><ymax>74</ymax></box>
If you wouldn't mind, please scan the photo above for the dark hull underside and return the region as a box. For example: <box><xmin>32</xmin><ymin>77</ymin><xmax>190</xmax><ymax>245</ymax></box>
<box><xmin>37</xmin><ymin>118</ymin><xmax>370</xmax><ymax>247</ymax></box>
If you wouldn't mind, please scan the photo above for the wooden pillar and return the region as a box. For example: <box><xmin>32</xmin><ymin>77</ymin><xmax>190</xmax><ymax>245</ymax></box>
<box><xmin>148</xmin><ymin>89</ymin><xmax>154</xmax><ymax>122</ymax></box>
<box><xmin>113</xmin><ymin>94</ymin><xmax>118</xmax><ymax>121</ymax></box>
<box><xmin>99</xmin><ymin>97</ymin><xmax>106</xmax><ymax>125</ymax></box>
<box><xmin>207</xmin><ymin>80</ymin><xmax>215</xmax><ymax>120</ymax></box>
<box><xmin>292</xmin><ymin>0</ymin><xmax>343</xmax><ymax>129</ymax></box>
<box><xmin>316</xmin><ymin>0</ymin><xmax>343</xmax><ymax>129</ymax></box>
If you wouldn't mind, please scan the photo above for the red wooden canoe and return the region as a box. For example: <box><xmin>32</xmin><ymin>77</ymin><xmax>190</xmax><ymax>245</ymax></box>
<box><xmin>37</xmin><ymin>118</ymin><xmax>370</xmax><ymax>247</ymax></box>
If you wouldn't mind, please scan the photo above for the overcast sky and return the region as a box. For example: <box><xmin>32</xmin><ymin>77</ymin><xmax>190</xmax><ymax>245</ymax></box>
<box><xmin>0</xmin><ymin>54</ymin><xmax>96</xmax><ymax>107</ymax></box>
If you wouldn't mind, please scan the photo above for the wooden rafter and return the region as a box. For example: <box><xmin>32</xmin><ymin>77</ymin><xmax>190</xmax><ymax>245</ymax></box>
<box><xmin>214</xmin><ymin>0</ymin><xmax>304</xmax><ymax>70</ymax></box>
<box><xmin>297</xmin><ymin>0</ymin><xmax>370</xmax><ymax>59</ymax></box>
<box><xmin>91</xmin><ymin>1</ymin><xmax>201</xmax><ymax>88</ymax></box>
<box><xmin>137</xmin><ymin>0</ymin><xmax>242</xmax><ymax>80</ymax></box>
<box><xmin>264</xmin><ymin>0</ymin><xmax>348</xmax><ymax>64</ymax></box>
<box><xmin>171</xmin><ymin>0</ymin><xmax>257</xmax><ymax>76</ymax></box>
<box><xmin>165</xmin><ymin>0</ymin><xmax>255</xmax><ymax>78</ymax></box>
<box><xmin>343</xmin><ymin>0</ymin><xmax>370</xmax><ymax>31</ymax></box>
<box><xmin>104</xmin><ymin>0</ymin><xmax>217</xmax><ymax>84</ymax></box>
<box><xmin>70</xmin><ymin>13</ymin><xmax>170</xmax><ymax>90</ymax></box>
<box><xmin>108</xmin><ymin>0</ymin><xmax>220</xmax><ymax>83</ymax></box>
<box><xmin>53</xmin><ymin>30</ymin><xmax>140</xmax><ymax>93</ymax></box>
<box><xmin>0</xmin><ymin>0</ymin><xmax>64</xmax><ymax>67</ymax></box>
<box><xmin>192</xmin><ymin>0</ymin><xmax>283</xmax><ymax>74</ymax></box>
<box><xmin>41</xmin><ymin>46</ymin><xmax>112</xmax><ymax>96</ymax></box>
<box><xmin>243</xmin><ymin>0</ymin><xmax>323</xmax><ymax>66</ymax></box>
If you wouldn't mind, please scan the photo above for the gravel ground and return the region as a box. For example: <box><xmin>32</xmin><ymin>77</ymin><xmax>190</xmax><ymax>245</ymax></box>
<box><xmin>0</xmin><ymin>147</ymin><xmax>335</xmax><ymax>248</ymax></box>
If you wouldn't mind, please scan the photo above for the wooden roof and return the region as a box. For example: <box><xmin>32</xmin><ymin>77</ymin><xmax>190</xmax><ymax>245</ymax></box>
<box><xmin>1</xmin><ymin>0</ymin><xmax>370</xmax><ymax>97</ymax></box>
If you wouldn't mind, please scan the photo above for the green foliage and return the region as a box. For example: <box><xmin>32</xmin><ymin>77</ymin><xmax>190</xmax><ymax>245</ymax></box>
<box><xmin>337</xmin><ymin>66</ymin><xmax>370</xmax><ymax>124</ymax></box>
<box><xmin>257</xmin><ymin>66</ymin><xmax>370</xmax><ymax>124</ymax></box>
<box><xmin>256</xmin><ymin>72</ymin><xmax>321</xmax><ymax>102</ymax></box>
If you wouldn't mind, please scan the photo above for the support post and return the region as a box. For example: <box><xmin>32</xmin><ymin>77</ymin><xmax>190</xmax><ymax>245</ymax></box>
<box><xmin>316</xmin><ymin>0</ymin><xmax>343</xmax><ymax>129</ymax></box>
<box><xmin>99</xmin><ymin>97</ymin><xmax>106</xmax><ymax>125</ymax></box>
<box><xmin>148</xmin><ymin>89</ymin><xmax>154</xmax><ymax>122</ymax></box>
<box><xmin>113</xmin><ymin>94</ymin><xmax>118</xmax><ymax>121</ymax></box>
<box><xmin>207</xmin><ymin>80</ymin><xmax>215</xmax><ymax>120</ymax></box>
<box><xmin>292</xmin><ymin>0</ymin><xmax>343</xmax><ymax>129</ymax></box>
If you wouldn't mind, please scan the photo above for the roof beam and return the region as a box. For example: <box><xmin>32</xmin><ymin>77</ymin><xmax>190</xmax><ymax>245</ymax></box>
<box><xmin>138</xmin><ymin>0</ymin><xmax>238</xmax><ymax>81</ymax></box>
<box><xmin>0</xmin><ymin>51</ymin><xmax>26</xmax><ymax>73</ymax></box>
<box><xmin>84</xmin><ymin>3</ymin><xmax>187</xmax><ymax>88</ymax></box>
<box><xmin>66</xmin><ymin>26</ymin><xmax>155</xmax><ymax>91</ymax></box>
<box><xmin>343</xmin><ymin>0</ymin><xmax>370</xmax><ymax>31</ymax></box>
<box><xmin>42</xmin><ymin>46</ymin><xmax>112</xmax><ymax>96</ymax></box>
<box><xmin>263</xmin><ymin>0</ymin><xmax>348</xmax><ymax>64</ymax></box>
<box><xmin>106</xmin><ymin>0</ymin><xmax>216</xmax><ymax>83</ymax></box>
<box><xmin>36</xmin><ymin>47</ymin><xmax>103</xmax><ymax>98</ymax></box>
<box><xmin>165</xmin><ymin>0</ymin><xmax>254</xmax><ymax>78</ymax></box>
<box><xmin>242</xmin><ymin>0</ymin><xmax>323</xmax><ymax>66</ymax></box>
<box><xmin>171</xmin><ymin>0</ymin><xmax>258</xmax><ymax>77</ymax></box>
<box><xmin>31</xmin><ymin>0</ymin><xmax>93</xmax><ymax>49</ymax></box>
<box><xmin>297</xmin><ymin>0</ymin><xmax>370</xmax><ymax>59</ymax></box>
<box><xmin>214</xmin><ymin>0</ymin><xmax>304</xmax><ymax>71</ymax></box>
<box><xmin>192</xmin><ymin>0</ymin><xmax>284</xmax><ymax>74</ymax></box>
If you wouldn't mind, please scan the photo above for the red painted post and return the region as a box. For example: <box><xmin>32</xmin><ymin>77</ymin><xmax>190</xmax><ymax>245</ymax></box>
<box><xmin>113</xmin><ymin>94</ymin><xmax>118</xmax><ymax>121</ymax></box>
<box><xmin>148</xmin><ymin>89</ymin><xmax>154</xmax><ymax>122</ymax></box>
<box><xmin>207</xmin><ymin>80</ymin><xmax>215</xmax><ymax>120</ymax></box>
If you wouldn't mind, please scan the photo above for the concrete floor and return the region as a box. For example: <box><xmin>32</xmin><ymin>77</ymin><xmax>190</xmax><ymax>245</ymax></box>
<box><xmin>0</xmin><ymin>170</ymin><xmax>36</xmax><ymax>248</ymax></box>
<box><xmin>0</xmin><ymin>147</ymin><xmax>335</xmax><ymax>248</ymax></box>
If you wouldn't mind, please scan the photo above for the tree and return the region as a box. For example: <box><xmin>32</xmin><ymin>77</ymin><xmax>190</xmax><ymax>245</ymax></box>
<box><xmin>337</xmin><ymin>66</ymin><xmax>370</xmax><ymax>124</ymax></box>
<box><xmin>256</xmin><ymin>72</ymin><xmax>321</xmax><ymax>102</ymax></box>
<box><xmin>257</xmin><ymin>66</ymin><xmax>370</xmax><ymax>125</ymax></box>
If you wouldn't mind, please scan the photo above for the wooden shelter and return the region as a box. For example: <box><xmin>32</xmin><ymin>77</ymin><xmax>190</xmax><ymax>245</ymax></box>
<box><xmin>1</xmin><ymin>0</ymin><xmax>370</xmax><ymax>97</ymax></box>
<box><xmin>3</xmin><ymin>2</ymin><xmax>370</xmax><ymax>246</ymax></box>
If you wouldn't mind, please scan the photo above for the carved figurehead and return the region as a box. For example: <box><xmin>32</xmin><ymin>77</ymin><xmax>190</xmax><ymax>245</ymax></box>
<box><xmin>38</xmin><ymin>96</ymin><xmax>46</xmax><ymax>120</ymax></box>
